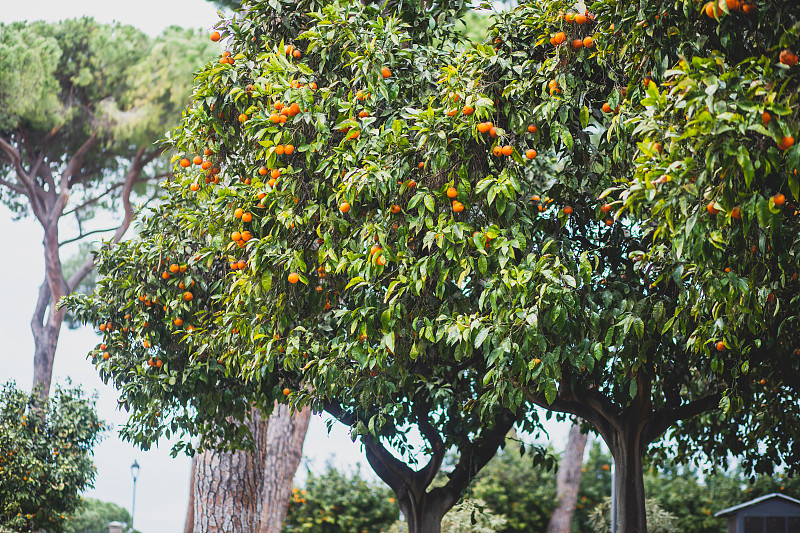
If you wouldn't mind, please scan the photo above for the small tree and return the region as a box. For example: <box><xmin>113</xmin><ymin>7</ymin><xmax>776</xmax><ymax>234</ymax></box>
<box><xmin>0</xmin><ymin>381</ymin><xmax>105</xmax><ymax>532</ymax></box>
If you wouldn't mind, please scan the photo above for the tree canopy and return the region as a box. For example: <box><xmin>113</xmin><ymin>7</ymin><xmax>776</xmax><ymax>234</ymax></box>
<box><xmin>66</xmin><ymin>0</ymin><xmax>800</xmax><ymax>530</ymax></box>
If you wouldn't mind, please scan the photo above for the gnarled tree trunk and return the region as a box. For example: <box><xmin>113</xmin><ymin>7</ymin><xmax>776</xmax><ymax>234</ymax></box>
<box><xmin>186</xmin><ymin>403</ymin><xmax>310</xmax><ymax>533</ymax></box>
<box><xmin>546</xmin><ymin>421</ymin><xmax>588</xmax><ymax>533</ymax></box>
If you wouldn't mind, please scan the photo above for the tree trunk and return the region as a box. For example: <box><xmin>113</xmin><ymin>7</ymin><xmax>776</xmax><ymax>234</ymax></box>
<box><xmin>191</xmin><ymin>405</ymin><xmax>310</xmax><ymax>533</ymax></box>
<box><xmin>184</xmin><ymin>455</ymin><xmax>197</xmax><ymax>533</ymax></box>
<box><xmin>608</xmin><ymin>426</ymin><xmax>647</xmax><ymax>533</ymax></box>
<box><xmin>259</xmin><ymin>403</ymin><xmax>311</xmax><ymax>533</ymax></box>
<box><xmin>546</xmin><ymin>421</ymin><xmax>588</xmax><ymax>533</ymax></box>
<box><xmin>397</xmin><ymin>496</ymin><xmax>447</xmax><ymax>533</ymax></box>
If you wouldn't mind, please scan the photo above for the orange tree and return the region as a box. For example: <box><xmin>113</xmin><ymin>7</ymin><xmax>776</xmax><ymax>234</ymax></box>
<box><xmin>64</xmin><ymin>0</ymin><xmax>800</xmax><ymax>531</ymax></box>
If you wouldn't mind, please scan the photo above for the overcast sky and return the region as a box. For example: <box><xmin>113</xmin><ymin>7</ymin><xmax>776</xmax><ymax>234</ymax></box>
<box><xmin>0</xmin><ymin>2</ymin><xmax>573</xmax><ymax>532</ymax></box>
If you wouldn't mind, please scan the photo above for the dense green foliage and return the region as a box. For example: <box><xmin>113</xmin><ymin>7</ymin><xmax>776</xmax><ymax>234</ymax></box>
<box><xmin>65</xmin><ymin>0</ymin><xmax>800</xmax><ymax>528</ymax></box>
<box><xmin>283</xmin><ymin>465</ymin><xmax>398</xmax><ymax>533</ymax></box>
<box><xmin>0</xmin><ymin>382</ymin><xmax>104</xmax><ymax>533</ymax></box>
<box><xmin>64</xmin><ymin>498</ymin><xmax>132</xmax><ymax>533</ymax></box>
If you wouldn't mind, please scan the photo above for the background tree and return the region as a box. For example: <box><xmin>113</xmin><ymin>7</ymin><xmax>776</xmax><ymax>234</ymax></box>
<box><xmin>282</xmin><ymin>463</ymin><xmax>399</xmax><ymax>533</ymax></box>
<box><xmin>64</xmin><ymin>498</ymin><xmax>133</xmax><ymax>533</ymax></box>
<box><xmin>0</xmin><ymin>381</ymin><xmax>104</xmax><ymax>533</ymax></box>
<box><xmin>546</xmin><ymin>422</ymin><xmax>588</xmax><ymax>533</ymax></box>
<box><xmin>0</xmin><ymin>19</ymin><xmax>218</xmax><ymax>399</ymax></box>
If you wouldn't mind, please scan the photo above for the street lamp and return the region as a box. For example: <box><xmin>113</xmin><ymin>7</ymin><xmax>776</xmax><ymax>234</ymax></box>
<box><xmin>130</xmin><ymin>460</ymin><xmax>140</xmax><ymax>533</ymax></box>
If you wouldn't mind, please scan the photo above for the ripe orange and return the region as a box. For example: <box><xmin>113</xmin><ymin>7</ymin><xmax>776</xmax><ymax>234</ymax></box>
<box><xmin>381</xmin><ymin>67</ymin><xmax>392</xmax><ymax>78</ymax></box>
<box><xmin>193</xmin><ymin>156</ymin><xmax>203</xmax><ymax>165</ymax></box>
<box><xmin>716</xmin><ymin>341</ymin><xmax>725</xmax><ymax>352</ymax></box>
<box><xmin>563</xmin><ymin>206</ymin><xmax>574</xmax><ymax>215</ymax></box>
<box><xmin>231</xmin><ymin>231</ymin><xmax>242</xmax><ymax>241</ymax></box>
<box><xmin>706</xmin><ymin>202</ymin><xmax>720</xmax><ymax>215</ymax></box>
<box><xmin>390</xmin><ymin>204</ymin><xmax>401</xmax><ymax>214</ymax></box>
<box><xmin>235</xmin><ymin>208</ymin><xmax>244</xmax><ymax>219</ymax></box>
<box><xmin>103</xmin><ymin>352</ymin><xmax>110</xmax><ymax>360</ymax></box>
<box><xmin>446</xmin><ymin>187</ymin><xmax>458</xmax><ymax>198</ymax></box>
<box><xmin>778</xmin><ymin>136</ymin><xmax>795</xmax><ymax>150</ymax></box>
<box><xmin>489</xmin><ymin>127</ymin><xmax>499</xmax><ymax>138</ymax></box>
<box><xmin>741</xmin><ymin>3</ymin><xmax>756</xmax><ymax>13</ymax></box>
<box><xmin>418</xmin><ymin>161</ymin><xmax>425</xmax><ymax>169</ymax></box>
<box><xmin>452</xmin><ymin>201</ymin><xmax>465</xmax><ymax>213</ymax></box>
<box><xmin>288</xmin><ymin>272</ymin><xmax>299</xmax><ymax>284</ymax></box>
<box><xmin>284</xmin><ymin>144</ymin><xmax>295</xmax><ymax>155</ymax></box>
<box><xmin>183</xmin><ymin>292</ymin><xmax>193</xmax><ymax>302</ymax></box>
<box><xmin>574</xmin><ymin>13</ymin><xmax>587</xmax><ymax>24</ymax></box>
<box><xmin>553</xmin><ymin>32</ymin><xmax>566</xmax><ymax>45</ymax></box>
<box><xmin>283</xmin><ymin>388</ymin><xmax>291</xmax><ymax>396</ymax></box>
<box><xmin>210</xmin><ymin>31</ymin><xmax>221</xmax><ymax>42</ymax></box>
<box><xmin>602</xmin><ymin>102</ymin><xmax>612</xmax><ymax>113</ymax></box>
<box><xmin>293</xmin><ymin>49</ymin><xmax>301</xmax><ymax>59</ymax></box>
<box><xmin>358</xmin><ymin>110</ymin><xmax>369</xmax><ymax>118</ymax></box>
<box><xmin>275</xmin><ymin>145</ymin><xmax>285</xmax><ymax>155</ymax></box>
<box><xmin>162</xmin><ymin>272</ymin><xmax>170</xmax><ymax>280</ymax></box>
<box><xmin>462</xmin><ymin>105</ymin><xmax>474</xmax><ymax>115</ymax></box>
<box><xmin>174</xmin><ymin>318</ymin><xmax>184</xmax><ymax>327</ymax></box>
<box><xmin>340</xmin><ymin>201</ymin><xmax>351</xmax><ymax>213</ymax></box>
<box><xmin>731</xmin><ymin>206</ymin><xmax>741</xmax><ymax>219</ymax></box>
<box><xmin>478</xmin><ymin>122</ymin><xmax>492</xmax><ymax>133</ymax></box>
<box><xmin>572</xmin><ymin>39</ymin><xmax>584</xmax><ymax>49</ymax></box>
<box><xmin>583</xmin><ymin>36</ymin><xmax>595</xmax><ymax>48</ymax></box>
<box><xmin>376</xmin><ymin>255</ymin><xmax>386</xmax><ymax>266</ymax></box>
<box><xmin>601</xmin><ymin>203</ymin><xmax>612</xmax><ymax>213</ymax></box>
<box><xmin>241</xmin><ymin>231</ymin><xmax>252</xmax><ymax>241</ymax></box>
<box><xmin>779</xmin><ymin>50</ymin><xmax>798</xmax><ymax>67</ymax></box>
<box><xmin>492</xmin><ymin>146</ymin><xmax>502</xmax><ymax>157</ymax></box>
<box><xmin>526</xmin><ymin>149</ymin><xmax>537</xmax><ymax>159</ymax></box>
<box><xmin>170</xmin><ymin>263</ymin><xmax>180</xmax><ymax>273</ymax></box>
<box><xmin>242</xmin><ymin>212</ymin><xmax>252</xmax><ymax>223</ymax></box>
<box><xmin>238</xmin><ymin>113</ymin><xmax>248</xmax><ymax>123</ymax></box>
<box><xmin>190</xmin><ymin>183</ymin><xmax>199</xmax><ymax>192</ymax></box>
<box><xmin>762</xmin><ymin>112</ymin><xmax>771</xmax><ymax>126</ymax></box>
<box><xmin>271</xmin><ymin>168</ymin><xmax>281</xmax><ymax>179</ymax></box>
<box><xmin>527</xmin><ymin>124</ymin><xmax>537</xmax><ymax>133</ymax></box>
<box><xmin>773</xmin><ymin>193</ymin><xmax>786</xmax><ymax>206</ymax></box>
<box><xmin>501</xmin><ymin>145</ymin><xmax>513</xmax><ymax>156</ymax></box>
<box><xmin>605</xmin><ymin>218</ymin><xmax>614</xmax><ymax>226</ymax></box>
<box><xmin>704</xmin><ymin>2</ymin><xmax>722</xmax><ymax>17</ymax></box>
<box><xmin>180</xmin><ymin>158</ymin><xmax>191</xmax><ymax>168</ymax></box>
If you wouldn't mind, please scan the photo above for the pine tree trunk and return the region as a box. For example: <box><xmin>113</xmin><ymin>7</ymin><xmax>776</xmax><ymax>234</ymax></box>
<box><xmin>259</xmin><ymin>403</ymin><xmax>311</xmax><ymax>533</ymax></box>
<box><xmin>190</xmin><ymin>405</ymin><xmax>310</xmax><ymax>533</ymax></box>
<box><xmin>546</xmin><ymin>421</ymin><xmax>588</xmax><ymax>533</ymax></box>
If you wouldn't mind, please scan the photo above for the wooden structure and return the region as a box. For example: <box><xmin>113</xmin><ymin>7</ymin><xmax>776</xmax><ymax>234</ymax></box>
<box><xmin>714</xmin><ymin>493</ymin><xmax>800</xmax><ymax>533</ymax></box>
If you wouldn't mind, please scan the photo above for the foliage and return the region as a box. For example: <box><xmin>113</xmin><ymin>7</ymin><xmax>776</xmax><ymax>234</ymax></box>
<box><xmin>64</xmin><ymin>497</ymin><xmax>132</xmax><ymax>533</ymax></box>
<box><xmin>588</xmin><ymin>497</ymin><xmax>677</xmax><ymax>533</ymax></box>
<box><xmin>65</xmin><ymin>0</ymin><xmax>800</xmax><ymax>528</ymax></box>
<box><xmin>0</xmin><ymin>382</ymin><xmax>105</xmax><ymax>533</ymax></box>
<box><xmin>466</xmin><ymin>437</ymin><xmax>557</xmax><ymax>533</ymax></box>
<box><xmin>283</xmin><ymin>464</ymin><xmax>398</xmax><ymax>533</ymax></box>
<box><xmin>440</xmin><ymin>499</ymin><xmax>508</xmax><ymax>533</ymax></box>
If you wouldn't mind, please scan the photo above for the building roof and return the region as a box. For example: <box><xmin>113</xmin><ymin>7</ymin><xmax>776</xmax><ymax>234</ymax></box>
<box><xmin>715</xmin><ymin>493</ymin><xmax>800</xmax><ymax>517</ymax></box>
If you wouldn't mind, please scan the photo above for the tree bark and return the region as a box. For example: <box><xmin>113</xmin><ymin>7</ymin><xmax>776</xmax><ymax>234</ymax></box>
<box><xmin>184</xmin><ymin>455</ymin><xmax>197</xmax><ymax>533</ymax></box>
<box><xmin>608</xmin><ymin>425</ymin><xmax>647</xmax><ymax>533</ymax></box>
<box><xmin>190</xmin><ymin>404</ymin><xmax>310</xmax><ymax>533</ymax></box>
<box><xmin>260</xmin><ymin>403</ymin><xmax>311</xmax><ymax>533</ymax></box>
<box><xmin>546</xmin><ymin>421</ymin><xmax>588</xmax><ymax>533</ymax></box>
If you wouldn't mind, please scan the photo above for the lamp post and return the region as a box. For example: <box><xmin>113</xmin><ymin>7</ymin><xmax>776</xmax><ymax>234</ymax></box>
<box><xmin>130</xmin><ymin>460</ymin><xmax>140</xmax><ymax>533</ymax></box>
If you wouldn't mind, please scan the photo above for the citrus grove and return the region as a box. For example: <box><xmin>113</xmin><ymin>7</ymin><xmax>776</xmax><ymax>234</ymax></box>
<box><xmin>65</xmin><ymin>0</ymin><xmax>800</xmax><ymax>531</ymax></box>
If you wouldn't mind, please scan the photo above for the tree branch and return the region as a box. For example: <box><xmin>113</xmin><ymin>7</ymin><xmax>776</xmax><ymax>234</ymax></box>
<box><xmin>411</xmin><ymin>400</ymin><xmax>446</xmax><ymax>491</ymax></box>
<box><xmin>59</xmin><ymin>227</ymin><xmax>120</xmax><ymax>247</ymax></box>
<box><xmin>641</xmin><ymin>392</ymin><xmax>722</xmax><ymax>446</ymax></box>
<box><xmin>30</xmin><ymin>278</ymin><xmax>51</xmax><ymax>333</ymax></box>
<box><xmin>54</xmin><ymin>132</ymin><xmax>99</xmax><ymax>224</ymax></box>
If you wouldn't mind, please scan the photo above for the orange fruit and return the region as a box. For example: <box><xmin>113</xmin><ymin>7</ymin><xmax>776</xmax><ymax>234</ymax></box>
<box><xmin>527</xmin><ymin>124</ymin><xmax>537</xmax><ymax>133</ymax></box>
<box><xmin>170</xmin><ymin>263</ymin><xmax>180</xmax><ymax>273</ymax></box>
<box><xmin>376</xmin><ymin>255</ymin><xmax>386</xmax><ymax>266</ymax></box>
<box><xmin>183</xmin><ymin>292</ymin><xmax>193</xmax><ymax>302</ymax></box>
<box><xmin>773</xmin><ymin>193</ymin><xmax>786</xmax><ymax>206</ymax></box>
<box><xmin>234</xmin><ymin>208</ymin><xmax>244</xmax><ymax>219</ymax></box>
<box><xmin>489</xmin><ymin>127</ymin><xmax>498</xmax><ymax>138</ymax></box>
<box><xmin>780</xmin><ymin>50</ymin><xmax>798</xmax><ymax>67</ymax></box>
<box><xmin>271</xmin><ymin>168</ymin><xmax>281</xmax><ymax>179</ymax></box>
<box><xmin>501</xmin><ymin>145</ymin><xmax>513</xmax><ymax>156</ymax></box>
<box><xmin>193</xmin><ymin>156</ymin><xmax>203</xmax><ymax>166</ymax></box>
<box><xmin>583</xmin><ymin>36</ymin><xmax>595</xmax><ymax>48</ymax></box>
<box><xmin>462</xmin><ymin>105</ymin><xmax>474</xmax><ymax>115</ymax></box>
<box><xmin>446</xmin><ymin>187</ymin><xmax>458</xmax><ymax>198</ymax></box>
<box><xmin>390</xmin><ymin>204</ymin><xmax>401</xmax><ymax>214</ymax></box>
<box><xmin>340</xmin><ymin>201</ymin><xmax>351</xmax><ymax>213</ymax></box>
<box><xmin>741</xmin><ymin>3</ymin><xmax>756</xmax><ymax>13</ymax></box>
<box><xmin>238</xmin><ymin>113</ymin><xmax>248</xmax><ymax>123</ymax></box>
<box><xmin>605</xmin><ymin>218</ymin><xmax>614</xmax><ymax>226</ymax></box>
<box><xmin>288</xmin><ymin>272</ymin><xmax>299</xmax><ymax>284</ymax></box>
<box><xmin>762</xmin><ymin>112</ymin><xmax>771</xmax><ymax>126</ymax></box>
<box><xmin>778</xmin><ymin>136</ymin><xmax>795</xmax><ymax>150</ymax></box>
<box><xmin>574</xmin><ymin>13</ymin><xmax>587</xmax><ymax>24</ymax></box>
<box><xmin>381</xmin><ymin>67</ymin><xmax>392</xmax><ymax>78</ymax></box>
<box><xmin>161</xmin><ymin>271</ymin><xmax>170</xmax><ymax>280</ymax></box>
<box><xmin>241</xmin><ymin>231</ymin><xmax>252</xmax><ymax>241</ymax></box>
<box><xmin>478</xmin><ymin>122</ymin><xmax>492</xmax><ymax>133</ymax></box>
<box><xmin>284</xmin><ymin>144</ymin><xmax>295</xmax><ymax>155</ymax></box>
<box><xmin>293</xmin><ymin>49</ymin><xmax>301</xmax><ymax>59</ymax></box>
<box><xmin>283</xmin><ymin>388</ymin><xmax>291</xmax><ymax>396</ymax></box>
<box><xmin>452</xmin><ymin>201</ymin><xmax>465</xmax><ymax>213</ymax></box>
<box><xmin>563</xmin><ymin>206</ymin><xmax>574</xmax><ymax>215</ymax></box>
<box><xmin>572</xmin><ymin>39</ymin><xmax>584</xmax><ymax>49</ymax></box>
<box><xmin>103</xmin><ymin>352</ymin><xmax>110</xmax><ymax>360</ymax></box>
<box><xmin>275</xmin><ymin>145</ymin><xmax>285</xmax><ymax>155</ymax></box>
<box><xmin>231</xmin><ymin>231</ymin><xmax>242</xmax><ymax>241</ymax></box>
<box><xmin>174</xmin><ymin>318</ymin><xmax>184</xmax><ymax>327</ymax></box>
<box><xmin>716</xmin><ymin>341</ymin><xmax>725</xmax><ymax>351</ymax></box>
<box><xmin>602</xmin><ymin>102</ymin><xmax>612</xmax><ymax>113</ymax></box>
<box><xmin>210</xmin><ymin>31</ymin><xmax>221</xmax><ymax>42</ymax></box>
<box><xmin>731</xmin><ymin>206</ymin><xmax>741</xmax><ymax>219</ymax></box>
<box><xmin>707</xmin><ymin>202</ymin><xmax>720</xmax><ymax>215</ymax></box>
<box><xmin>553</xmin><ymin>32</ymin><xmax>566</xmax><ymax>45</ymax></box>
<box><xmin>526</xmin><ymin>149</ymin><xmax>537</xmax><ymax>159</ymax></box>
<box><xmin>242</xmin><ymin>212</ymin><xmax>252</xmax><ymax>222</ymax></box>
<box><xmin>180</xmin><ymin>158</ymin><xmax>191</xmax><ymax>168</ymax></box>
<box><xmin>418</xmin><ymin>161</ymin><xmax>425</xmax><ymax>169</ymax></box>
<box><xmin>492</xmin><ymin>146</ymin><xmax>502</xmax><ymax>157</ymax></box>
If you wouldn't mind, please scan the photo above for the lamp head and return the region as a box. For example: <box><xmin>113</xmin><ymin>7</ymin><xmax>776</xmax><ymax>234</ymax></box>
<box><xmin>130</xmin><ymin>460</ymin><xmax>140</xmax><ymax>481</ymax></box>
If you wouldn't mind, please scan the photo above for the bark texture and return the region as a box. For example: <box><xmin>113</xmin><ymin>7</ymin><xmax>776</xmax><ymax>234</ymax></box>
<box><xmin>546</xmin><ymin>421</ymin><xmax>588</xmax><ymax>533</ymax></box>
<box><xmin>188</xmin><ymin>404</ymin><xmax>310</xmax><ymax>533</ymax></box>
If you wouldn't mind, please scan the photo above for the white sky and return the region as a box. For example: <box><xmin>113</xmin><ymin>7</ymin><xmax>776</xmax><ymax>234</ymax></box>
<box><xmin>0</xmin><ymin>2</ymin><xmax>572</xmax><ymax>532</ymax></box>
